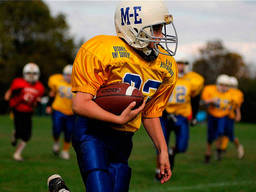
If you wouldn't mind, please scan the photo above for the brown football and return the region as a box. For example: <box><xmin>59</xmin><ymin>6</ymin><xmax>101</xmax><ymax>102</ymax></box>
<box><xmin>94</xmin><ymin>82</ymin><xmax>144</xmax><ymax>115</ymax></box>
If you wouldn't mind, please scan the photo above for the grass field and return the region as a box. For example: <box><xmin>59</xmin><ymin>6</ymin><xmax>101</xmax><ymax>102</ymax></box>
<box><xmin>0</xmin><ymin>115</ymin><xmax>256</xmax><ymax>192</ymax></box>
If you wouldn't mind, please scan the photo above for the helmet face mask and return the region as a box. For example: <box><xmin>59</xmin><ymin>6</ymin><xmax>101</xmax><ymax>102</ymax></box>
<box><xmin>23</xmin><ymin>63</ymin><xmax>40</xmax><ymax>83</ymax></box>
<box><xmin>115</xmin><ymin>1</ymin><xmax>178</xmax><ymax>57</ymax></box>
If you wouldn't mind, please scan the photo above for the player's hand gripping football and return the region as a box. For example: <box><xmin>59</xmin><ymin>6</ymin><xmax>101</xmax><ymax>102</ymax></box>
<box><xmin>157</xmin><ymin>151</ymin><xmax>172</xmax><ymax>184</ymax></box>
<box><xmin>118</xmin><ymin>99</ymin><xmax>146</xmax><ymax>124</ymax></box>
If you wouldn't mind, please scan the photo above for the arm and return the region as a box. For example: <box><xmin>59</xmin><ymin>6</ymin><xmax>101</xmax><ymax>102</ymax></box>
<box><xmin>142</xmin><ymin>117</ymin><xmax>171</xmax><ymax>184</ymax></box>
<box><xmin>46</xmin><ymin>90</ymin><xmax>56</xmax><ymax>114</ymax></box>
<box><xmin>235</xmin><ymin>107</ymin><xmax>241</xmax><ymax>122</ymax></box>
<box><xmin>4</xmin><ymin>89</ymin><xmax>12</xmax><ymax>101</ymax></box>
<box><xmin>72</xmin><ymin>91</ymin><xmax>145</xmax><ymax>125</ymax></box>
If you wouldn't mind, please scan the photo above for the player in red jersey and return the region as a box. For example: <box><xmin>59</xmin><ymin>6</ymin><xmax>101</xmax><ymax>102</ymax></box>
<box><xmin>4</xmin><ymin>63</ymin><xmax>44</xmax><ymax>161</ymax></box>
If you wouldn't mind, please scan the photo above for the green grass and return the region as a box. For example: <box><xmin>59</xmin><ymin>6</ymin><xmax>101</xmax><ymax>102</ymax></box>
<box><xmin>0</xmin><ymin>115</ymin><xmax>255</xmax><ymax>192</ymax></box>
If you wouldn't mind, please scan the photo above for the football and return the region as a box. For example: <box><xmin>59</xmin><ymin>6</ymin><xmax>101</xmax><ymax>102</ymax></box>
<box><xmin>94</xmin><ymin>82</ymin><xmax>144</xmax><ymax>115</ymax></box>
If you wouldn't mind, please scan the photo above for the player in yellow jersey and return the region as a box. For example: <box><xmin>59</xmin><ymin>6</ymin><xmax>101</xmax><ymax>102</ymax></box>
<box><xmin>183</xmin><ymin>70</ymin><xmax>204</xmax><ymax>126</ymax></box>
<box><xmin>56</xmin><ymin>1</ymin><xmax>179</xmax><ymax>191</ymax></box>
<box><xmin>46</xmin><ymin>65</ymin><xmax>74</xmax><ymax>160</ymax></box>
<box><xmin>155</xmin><ymin>60</ymin><xmax>204</xmax><ymax>177</ymax></box>
<box><xmin>201</xmin><ymin>74</ymin><xmax>233</xmax><ymax>163</ymax></box>
<box><xmin>221</xmin><ymin>76</ymin><xmax>244</xmax><ymax>159</ymax></box>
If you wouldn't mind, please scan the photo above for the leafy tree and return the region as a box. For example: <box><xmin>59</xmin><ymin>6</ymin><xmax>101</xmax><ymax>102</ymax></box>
<box><xmin>192</xmin><ymin>40</ymin><xmax>248</xmax><ymax>84</ymax></box>
<box><xmin>0</xmin><ymin>1</ymin><xmax>79</xmax><ymax>113</ymax></box>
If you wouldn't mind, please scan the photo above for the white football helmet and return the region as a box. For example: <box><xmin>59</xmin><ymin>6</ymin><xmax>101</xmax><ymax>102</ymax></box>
<box><xmin>216</xmin><ymin>74</ymin><xmax>229</xmax><ymax>85</ymax></box>
<box><xmin>115</xmin><ymin>0</ymin><xmax>178</xmax><ymax>56</ymax></box>
<box><xmin>63</xmin><ymin>65</ymin><xmax>73</xmax><ymax>83</ymax></box>
<box><xmin>229</xmin><ymin>76</ymin><xmax>238</xmax><ymax>88</ymax></box>
<box><xmin>23</xmin><ymin>63</ymin><xmax>40</xmax><ymax>83</ymax></box>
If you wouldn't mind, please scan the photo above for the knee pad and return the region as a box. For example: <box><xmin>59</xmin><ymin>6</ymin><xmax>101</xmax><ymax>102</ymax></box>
<box><xmin>108</xmin><ymin>163</ymin><xmax>131</xmax><ymax>192</ymax></box>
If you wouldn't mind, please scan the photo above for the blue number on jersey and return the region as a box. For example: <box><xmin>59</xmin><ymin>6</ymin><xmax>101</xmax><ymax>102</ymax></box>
<box><xmin>123</xmin><ymin>73</ymin><xmax>161</xmax><ymax>94</ymax></box>
<box><xmin>176</xmin><ymin>86</ymin><xmax>186</xmax><ymax>103</ymax></box>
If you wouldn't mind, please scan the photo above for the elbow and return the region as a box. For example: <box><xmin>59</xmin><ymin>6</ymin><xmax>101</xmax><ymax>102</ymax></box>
<box><xmin>72</xmin><ymin>100</ymin><xmax>80</xmax><ymax>115</ymax></box>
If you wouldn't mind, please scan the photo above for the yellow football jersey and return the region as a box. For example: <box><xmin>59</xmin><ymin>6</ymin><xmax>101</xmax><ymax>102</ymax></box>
<box><xmin>184</xmin><ymin>71</ymin><xmax>204</xmax><ymax>97</ymax></box>
<box><xmin>201</xmin><ymin>85</ymin><xmax>233</xmax><ymax>118</ymax></box>
<box><xmin>72</xmin><ymin>35</ymin><xmax>177</xmax><ymax>132</ymax></box>
<box><xmin>165</xmin><ymin>77</ymin><xmax>192</xmax><ymax>117</ymax></box>
<box><xmin>48</xmin><ymin>74</ymin><xmax>73</xmax><ymax>115</ymax></box>
<box><xmin>228</xmin><ymin>88</ymin><xmax>244</xmax><ymax>119</ymax></box>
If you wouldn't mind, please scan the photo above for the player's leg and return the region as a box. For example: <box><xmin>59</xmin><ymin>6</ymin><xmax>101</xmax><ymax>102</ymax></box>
<box><xmin>220</xmin><ymin>136</ymin><xmax>229</xmax><ymax>152</ymax></box>
<box><xmin>60</xmin><ymin>115</ymin><xmax>75</xmax><ymax>160</ymax></box>
<box><xmin>72</xmin><ymin>117</ymin><xmax>113</xmax><ymax>192</ymax></box>
<box><xmin>215</xmin><ymin>116</ymin><xmax>227</xmax><ymax>161</ymax></box>
<box><xmin>227</xmin><ymin>118</ymin><xmax>244</xmax><ymax>159</ymax></box>
<box><xmin>205</xmin><ymin>114</ymin><xmax>216</xmax><ymax>163</ymax></box>
<box><xmin>107</xmin><ymin>130</ymin><xmax>133</xmax><ymax>192</ymax></box>
<box><xmin>52</xmin><ymin>110</ymin><xmax>64</xmax><ymax>155</ymax></box>
<box><xmin>13</xmin><ymin>111</ymin><xmax>32</xmax><ymax>161</ymax></box>
<box><xmin>171</xmin><ymin>115</ymin><xmax>189</xmax><ymax>170</ymax></box>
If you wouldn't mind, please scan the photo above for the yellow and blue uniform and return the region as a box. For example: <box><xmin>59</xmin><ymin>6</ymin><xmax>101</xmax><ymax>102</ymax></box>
<box><xmin>184</xmin><ymin>72</ymin><xmax>204</xmax><ymax>121</ymax></box>
<box><xmin>161</xmin><ymin>77</ymin><xmax>193</xmax><ymax>153</ymax></box>
<box><xmin>71</xmin><ymin>35</ymin><xmax>177</xmax><ymax>191</ymax></box>
<box><xmin>201</xmin><ymin>85</ymin><xmax>233</xmax><ymax>143</ymax></box>
<box><xmin>48</xmin><ymin>74</ymin><xmax>75</xmax><ymax>143</ymax></box>
<box><xmin>224</xmin><ymin>88</ymin><xmax>244</xmax><ymax>142</ymax></box>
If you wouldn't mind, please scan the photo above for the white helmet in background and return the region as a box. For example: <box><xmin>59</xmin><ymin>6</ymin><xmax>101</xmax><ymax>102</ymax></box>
<box><xmin>229</xmin><ymin>76</ymin><xmax>238</xmax><ymax>88</ymax></box>
<box><xmin>115</xmin><ymin>0</ymin><xmax>178</xmax><ymax>56</ymax></box>
<box><xmin>23</xmin><ymin>63</ymin><xmax>40</xmax><ymax>83</ymax></box>
<box><xmin>63</xmin><ymin>65</ymin><xmax>73</xmax><ymax>83</ymax></box>
<box><xmin>216</xmin><ymin>74</ymin><xmax>229</xmax><ymax>85</ymax></box>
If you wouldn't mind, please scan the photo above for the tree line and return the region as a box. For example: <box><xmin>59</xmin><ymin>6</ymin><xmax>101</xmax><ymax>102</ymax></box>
<box><xmin>0</xmin><ymin>1</ymin><xmax>255</xmax><ymax>122</ymax></box>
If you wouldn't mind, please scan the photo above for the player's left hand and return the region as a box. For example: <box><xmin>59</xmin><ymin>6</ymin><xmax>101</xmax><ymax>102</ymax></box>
<box><xmin>158</xmin><ymin>151</ymin><xmax>172</xmax><ymax>184</ymax></box>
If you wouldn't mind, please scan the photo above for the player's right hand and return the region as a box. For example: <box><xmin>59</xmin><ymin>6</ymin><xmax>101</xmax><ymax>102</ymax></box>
<box><xmin>119</xmin><ymin>99</ymin><xmax>146</xmax><ymax>124</ymax></box>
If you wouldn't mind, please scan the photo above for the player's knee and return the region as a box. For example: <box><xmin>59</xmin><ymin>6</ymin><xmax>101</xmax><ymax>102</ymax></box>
<box><xmin>109</xmin><ymin>163</ymin><xmax>131</xmax><ymax>192</ymax></box>
<box><xmin>86</xmin><ymin>169</ymin><xmax>113</xmax><ymax>192</ymax></box>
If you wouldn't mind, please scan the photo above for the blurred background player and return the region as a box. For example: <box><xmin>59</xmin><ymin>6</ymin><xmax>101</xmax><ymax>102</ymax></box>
<box><xmin>156</xmin><ymin>60</ymin><xmax>204</xmax><ymax>178</ymax></box>
<box><xmin>46</xmin><ymin>65</ymin><xmax>74</xmax><ymax>160</ymax></box>
<box><xmin>201</xmin><ymin>74</ymin><xmax>232</xmax><ymax>163</ymax></box>
<box><xmin>4</xmin><ymin>63</ymin><xmax>44</xmax><ymax>161</ymax></box>
<box><xmin>221</xmin><ymin>76</ymin><xmax>244</xmax><ymax>159</ymax></box>
<box><xmin>70</xmin><ymin>1</ymin><xmax>178</xmax><ymax>191</ymax></box>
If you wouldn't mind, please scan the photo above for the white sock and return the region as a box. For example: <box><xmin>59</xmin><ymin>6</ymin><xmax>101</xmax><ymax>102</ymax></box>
<box><xmin>15</xmin><ymin>141</ymin><xmax>26</xmax><ymax>156</ymax></box>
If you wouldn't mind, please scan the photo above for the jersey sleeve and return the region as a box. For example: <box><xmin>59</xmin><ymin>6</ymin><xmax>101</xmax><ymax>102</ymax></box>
<box><xmin>142</xmin><ymin>65</ymin><xmax>177</xmax><ymax>118</ymax></box>
<box><xmin>10</xmin><ymin>78</ymin><xmax>25</xmax><ymax>91</ymax></box>
<box><xmin>71</xmin><ymin>47</ymin><xmax>106</xmax><ymax>96</ymax></box>
<box><xmin>190</xmin><ymin>75</ymin><xmax>204</xmax><ymax>97</ymax></box>
<box><xmin>201</xmin><ymin>86</ymin><xmax>212</xmax><ymax>101</ymax></box>
<box><xmin>48</xmin><ymin>75</ymin><xmax>57</xmax><ymax>92</ymax></box>
<box><xmin>38</xmin><ymin>82</ymin><xmax>45</xmax><ymax>97</ymax></box>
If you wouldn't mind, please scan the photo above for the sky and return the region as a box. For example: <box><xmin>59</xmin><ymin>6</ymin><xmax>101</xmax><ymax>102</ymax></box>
<box><xmin>44</xmin><ymin>0</ymin><xmax>256</xmax><ymax>70</ymax></box>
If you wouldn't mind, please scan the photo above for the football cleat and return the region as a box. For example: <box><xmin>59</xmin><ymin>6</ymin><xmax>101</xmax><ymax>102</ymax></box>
<box><xmin>237</xmin><ymin>144</ymin><xmax>245</xmax><ymax>159</ymax></box>
<box><xmin>60</xmin><ymin>151</ymin><xmax>70</xmax><ymax>160</ymax></box>
<box><xmin>13</xmin><ymin>153</ymin><xmax>23</xmax><ymax>161</ymax></box>
<box><xmin>52</xmin><ymin>143</ymin><xmax>60</xmax><ymax>155</ymax></box>
<box><xmin>47</xmin><ymin>174</ymin><xmax>70</xmax><ymax>192</ymax></box>
<box><xmin>204</xmin><ymin>154</ymin><xmax>211</xmax><ymax>164</ymax></box>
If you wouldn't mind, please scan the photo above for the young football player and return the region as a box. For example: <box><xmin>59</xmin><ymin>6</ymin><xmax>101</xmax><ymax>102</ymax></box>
<box><xmin>4</xmin><ymin>63</ymin><xmax>44</xmax><ymax>161</ymax></box>
<box><xmin>221</xmin><ymin>76</ymin><xmax>244</xmax><ymax>159</ymax></box>
<box><xmin>46</xmin><ymin>65</ymin><xmax>74</xmax><ymax>160</ymax></box>
<box><xmin>155</xmin><ymin>60</ymin><xmax>204</xmax><ymax>176</ymax></box>
<box><xmin>69</xmin><ymin>1</ymin><xmax>178</xmax><ymax>191</ymax></box>
<box><xmin>201</xmin><ymin>74</ymin><xmax>232</xmax><ymax>163</ymax></box>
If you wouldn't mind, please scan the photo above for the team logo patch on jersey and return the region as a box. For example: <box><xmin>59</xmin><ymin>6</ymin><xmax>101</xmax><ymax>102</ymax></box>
<box><xmin>112</xmin><ymin>46</ymin><xmax>130</xmax><ymax>59</ymax></box>
<box><xmin>160</xmin><ymin>59</ymin><xmax>174</xmax><ymax>76</ymax></box>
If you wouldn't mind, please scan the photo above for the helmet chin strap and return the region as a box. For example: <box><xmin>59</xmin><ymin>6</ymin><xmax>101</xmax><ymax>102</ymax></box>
<box><xmin>135</xmin><ymin>47</ymin><xmax>159</xmax><ymax>62</ymax></box>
